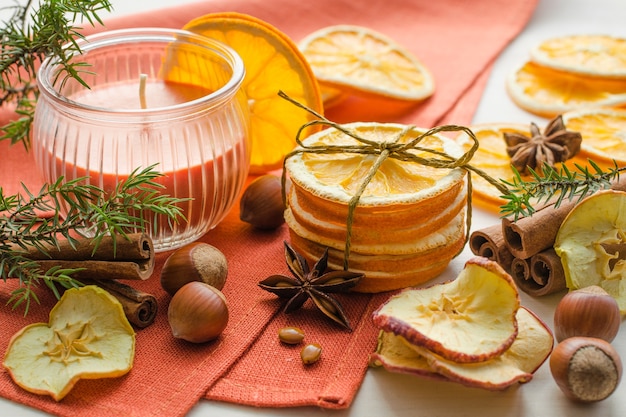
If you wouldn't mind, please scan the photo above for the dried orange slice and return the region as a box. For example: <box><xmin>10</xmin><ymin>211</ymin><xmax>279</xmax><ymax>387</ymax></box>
<box><xmin>506</xmin><ymin>61</ymin><xmax>626</xmax><ymax>117</ymax></box>
<box><xmin>286</xmin><ymin>122</ymin><xmax>464</xmax><ymax>202</ymax></box>
<box><xmin>298</xmin><ymin>25</ymin><xmax>434</xmax><ymax>101</ymax></box>
<box><xmin>455</xmin><ymin>123</ymin><xmax>529</xmax><ymax>207</ymax></box>
<box><xmin>319</xmin><ymin>84</ymin><xmax>347</xmax><ymax>109</ymax></box>
<box><xmin>563</xmin><ymin>107</ymin><xmax>626</xmax><ymax>165</ymax></box>
<box><xmin>284</xmin><ymin>122</ymin><xmax>468</xmax><ymax>292</ymax></box>
<box><xmin>182</xmin><ymin>12</ymin><xmax>323</xmax><ymax>172</ymax></box>
<box><xmin>530</xmin><ymin>35</ymin><xmax>626</xmax><ymax>79</ymax></box>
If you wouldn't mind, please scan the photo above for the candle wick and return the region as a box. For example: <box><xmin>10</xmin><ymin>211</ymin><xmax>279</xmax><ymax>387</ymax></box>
<box><xmin>139</xmin><ymin>74</ymin><xmax>148</xmax><ymax>109</ymax></box>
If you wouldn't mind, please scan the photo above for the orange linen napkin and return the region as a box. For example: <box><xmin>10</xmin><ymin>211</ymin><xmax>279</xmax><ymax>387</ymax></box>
<box><xmin>97</xmin><ymin>0</ymin><xmax>539</xmax><ymax>128</ymax></box>
<box><xmin>0</xmin><ymin>0</ymin><xmax>539</xmax><ymax>415</ymax></box>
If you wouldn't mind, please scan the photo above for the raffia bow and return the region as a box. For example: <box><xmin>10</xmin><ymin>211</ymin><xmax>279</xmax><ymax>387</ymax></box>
<box><xmin>279</xmin><ymin>91</ymin><xmax>508</xmax><ymax>271</ymax></box>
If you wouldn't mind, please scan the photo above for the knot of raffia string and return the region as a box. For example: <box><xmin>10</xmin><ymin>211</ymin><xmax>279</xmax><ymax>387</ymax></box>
<box><xmin>278</xmin><ymin>91</ymin><xmax>509</xmax><ymax>271</ymax></box>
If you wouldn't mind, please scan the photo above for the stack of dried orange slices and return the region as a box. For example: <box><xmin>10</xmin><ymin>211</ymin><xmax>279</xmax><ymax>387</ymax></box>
<box><xmin>507</xmin><ymin>34</ymin><xmax>626</xmax><ymax>117</ymax></box>
<box><xmin>283</xmin><ymin>122</ymin><xmax>468</xmax><ymax>293</ymax></box>
<box><xmin>298</xmin><ymin>25</ymin><xmax>435</xmax><ymax>109</ymax></box>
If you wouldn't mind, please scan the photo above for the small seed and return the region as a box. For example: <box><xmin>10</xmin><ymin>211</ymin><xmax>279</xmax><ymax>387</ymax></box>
<box><xmin>301</xmin><ymin>343</ymin><xmax>322</xmax><ymax>365</ymax></box>
<box><xmin>314</xmin><ymin>295</ymin><xmax>339</xmax><ymax>315</ymax></box>
<box><xmin>323</xmin><ymin>277</ymin><xmax>348</xmax><ymax>286</ymax></box>
<box><xmin>278</xmin><ymin>326</ymin><xmax>305</xmax><ymax>345</ymax></box>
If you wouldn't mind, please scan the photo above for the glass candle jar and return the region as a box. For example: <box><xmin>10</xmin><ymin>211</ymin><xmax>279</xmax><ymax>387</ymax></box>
<box><xmin>32</xmin><ymin>28</ymin><xmax>250</xmax><ymax>251</ymax></box>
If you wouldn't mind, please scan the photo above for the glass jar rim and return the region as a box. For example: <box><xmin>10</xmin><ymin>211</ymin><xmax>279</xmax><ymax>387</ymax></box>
<box><xmin>37</xmin><ymin>27</ymin><xmax>246</xmax><ymax>116</ymax></box>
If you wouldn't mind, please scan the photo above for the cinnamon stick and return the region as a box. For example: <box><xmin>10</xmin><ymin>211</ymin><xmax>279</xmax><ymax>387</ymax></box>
<box><xmin>469</xmin><ymin>224</ymin><xmax>514</xmax><ymax>271</ymax></box>
<box><xmin>83</xmin><ymin>279</ymin><xmax>158</xmax><ymax>328</ymax></box>
<box><xmin>502</xmin><ymin>199</ymin><xmax>578</xmax><ymax>260</ymax></box>
<box><xmin>528</xmin><ymin>248</ymin><xmax>567</xmax><ymax>296</ymax></box>
<box><xmin>509</xmin><ymin>249</ymin><xmax>567</xmax><ymax>297</ymax></box>
<box><xmin>502</xmin><ymin>177</ymin><xmax>626</xmax><ymax>259</ymax></box>
<box><xmin>509</xmin><ymin>257</ymin><xmax>531</xmax><ymax>286</ymax></box>
<box><xmin>13</xmin><ymin>233</ymin><xmax>154</xmax><ymax>280</ymax></box>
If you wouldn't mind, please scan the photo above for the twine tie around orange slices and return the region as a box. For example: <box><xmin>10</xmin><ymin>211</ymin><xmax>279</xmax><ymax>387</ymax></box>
<box><xmin>279</xmin><ymin>91</ymin><xmax>510</xmax><ymax>271</ymax></box>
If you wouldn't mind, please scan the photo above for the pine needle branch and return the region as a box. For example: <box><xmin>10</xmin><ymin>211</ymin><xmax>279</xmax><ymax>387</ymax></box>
<box><xmin>499</xmin><ymin>160</ymin><xmax>624</xmax><ymax>219</ymax></box>
<box><xmin>0</xmin><ymin>0</ymin><xmax>113</xmax><ymax>148</ymax></box>
<box><xmin>0</xmin><ymin>164</ymin><xmax>187</xmax><ymax>314</ymax></box>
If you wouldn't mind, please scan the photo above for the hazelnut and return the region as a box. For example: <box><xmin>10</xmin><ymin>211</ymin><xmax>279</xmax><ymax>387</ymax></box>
<box><xmin>160</xmin><ymin>242</ymin><xmax>228</xmax><ymax>296</ymax></box>
<box><xmin>167</xmin><ymin>281</ymin><xmax>229</xmax><ymax>343</ymax></box>
<box><xmin>239</xmin><ymin>175</ymin><xmax>285</xmax><ymax>229</ymax></box>
<box><xmin>550</xmin><ymin>336</ymin><xmax>622</xmax><ymax>402</ymax></box>
<box><xmin>554</xmin><ymin>285</ymin><xmax>621</xmax><ymax>342</ymax></box>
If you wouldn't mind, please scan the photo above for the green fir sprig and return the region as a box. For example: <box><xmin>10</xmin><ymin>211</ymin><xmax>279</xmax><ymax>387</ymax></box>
<box><xmin>1</xmin><ymin>0</ymin><xmax>112</xmax><ymax>148</ymax></box>
<box><xmin>1</xmin><ymin>165</ymin><xmax>186</xmax><ymax>314</ymax></box>
<box><xmin>499</xmin><ymin>160</ymin><xmax>624</xmax><ymax>219</ymax></box>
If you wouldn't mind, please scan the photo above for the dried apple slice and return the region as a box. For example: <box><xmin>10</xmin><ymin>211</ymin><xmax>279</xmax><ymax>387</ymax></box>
<box><xmin>554</xmin><ymin>189</ymin><xmax>626</xmax><ymax>313</ymax></box>
<box><xmin>3</xmin><ymin>286</ymin><xmax>136</xmax><ymax>401</ymax></box>
<box><xmin>371</xmin><ymin>307</ymin><xmax>553</xmax><ymax>390</ymax></box>
<box><xmin>411</xmin><ymin>307</ymin><xmax>553</xmax><ymax>390</ymax></box>
<box><xmin>372</xmin><ymin>257</ymin><xmax>520</xmax><ymax>363</ymax></box>
<box><xmin>369</xmin><ymin>331</ymin><xmax>450</xmax><ymax>382</ymax></box>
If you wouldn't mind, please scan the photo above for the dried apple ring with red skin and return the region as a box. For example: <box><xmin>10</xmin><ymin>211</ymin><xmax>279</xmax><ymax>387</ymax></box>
<box><xmin>372</xmin><ymin>257</ymin><xmax>520</xmax><ymax>363</ymax></box>
<box><xmin>554</xmin><ymin>190</ymin><xmax>626</xmax><ymax>314</ymax></box>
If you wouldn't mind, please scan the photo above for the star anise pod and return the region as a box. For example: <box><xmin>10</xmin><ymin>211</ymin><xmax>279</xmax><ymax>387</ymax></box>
<box><xmin>503</xmin><ymin>115</ymin><xmax>582</xmax><ymax>175</ymax></box>
<box><xmin>259</xmin><ymin>241</ymin><xmax>364</xmax><ymax>330</ymax></box>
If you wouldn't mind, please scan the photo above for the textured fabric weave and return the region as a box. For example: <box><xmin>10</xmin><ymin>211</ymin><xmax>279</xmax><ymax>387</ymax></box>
<box><xmin>0</xmin><ymin>0</ymin><xmax>539</xmax><ymax>415</ymax></box>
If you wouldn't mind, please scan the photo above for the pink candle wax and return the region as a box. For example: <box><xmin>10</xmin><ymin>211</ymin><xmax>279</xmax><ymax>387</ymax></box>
<box><xmin>72</xmin><ymin>78</ymin><xmax>207</xmax><ymax>109</ymax></box>
<box><xmin>55</xmin><ymin>145</ymin><xmax>243</xmax><ymax>245</ymax></box>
